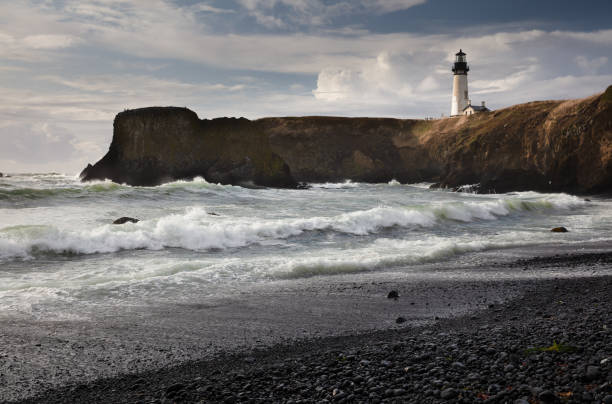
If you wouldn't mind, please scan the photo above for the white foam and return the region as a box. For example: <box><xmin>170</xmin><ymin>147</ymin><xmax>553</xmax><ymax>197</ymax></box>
<box><xmin>407</xmin><ymin>182</ymin><xmax>435</xmax><ymax>189</ymax></box>
<box><xmin>309</xmin><ymin>180</ymin><xmax>362</xmax><ymax>189</ymax></box>
<box><xmin>270</xmin><ymin>231</ymin><xmax>558</xmax><ymax>279</ymax></box>
<box><xmin>160</xmin><ymin>176</ymin><xmax>230</xmax><ymax>189</ymax></box>
<box><xmin>0</xmin><ymin>193</ymin><xmax>587</xmax><ymax>261</ymax></box>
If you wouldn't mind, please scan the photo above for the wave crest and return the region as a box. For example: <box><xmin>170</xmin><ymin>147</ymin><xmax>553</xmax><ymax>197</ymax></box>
<box><xmin>0</xmin><ymin>194</ymin><xmax>585</xmax><ymax>260</ymax></box>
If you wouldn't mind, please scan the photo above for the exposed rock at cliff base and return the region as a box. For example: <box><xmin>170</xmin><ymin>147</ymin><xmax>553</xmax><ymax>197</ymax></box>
<box><xmin>81</xmin><ymin>86</ymin><xmax>612</xmax><ymax>194</ymax></box>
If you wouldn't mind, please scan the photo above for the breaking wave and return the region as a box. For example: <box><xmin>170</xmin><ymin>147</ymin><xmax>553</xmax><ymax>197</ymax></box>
<box><xmin>0</xmin><ymin>193</ymin><xmax>584</xmax><ymax>261</ymax></box>
<box><xmin>274</xmin><ymin>234</ymin><xmax>533</xmax><ymax>279</ymax></box>
<box><xmin>0</xmin><ymin>177</ymin><xmax>240</xmax><ymax>203</ymax></box>
<box><xmin>309</xmin><ymin>180</ymin><xmax>362</xmax><ymax>189</ymax></box>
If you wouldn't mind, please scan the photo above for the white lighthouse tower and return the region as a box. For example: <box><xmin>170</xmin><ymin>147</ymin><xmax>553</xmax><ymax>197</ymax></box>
<box><xmin>450</xmin><ymin>49</ymin><xmax>469</xmax><ymax>116</ymax></box>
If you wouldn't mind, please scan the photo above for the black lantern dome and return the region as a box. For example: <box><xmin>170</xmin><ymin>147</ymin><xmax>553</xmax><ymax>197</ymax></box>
<box><xmin>452</xmin><ymin>49</ymin><xmax>469</xmax><ymax>75</ymax></box>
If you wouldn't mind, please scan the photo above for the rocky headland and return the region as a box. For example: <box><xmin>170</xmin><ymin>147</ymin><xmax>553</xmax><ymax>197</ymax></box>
<box><xmin>81</xmin><ymin>85</ymin><xmax>612</xmax><ymax>193</ymax></box>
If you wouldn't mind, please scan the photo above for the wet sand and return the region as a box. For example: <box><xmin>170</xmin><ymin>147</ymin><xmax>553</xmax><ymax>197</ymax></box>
<box><xmin>3</xmin><ymin>249</ymin><xmax>612</xmax><ymax>403</ymax></box>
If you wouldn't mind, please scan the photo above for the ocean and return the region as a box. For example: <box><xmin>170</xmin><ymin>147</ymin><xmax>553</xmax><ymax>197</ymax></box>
<box><xmin>0</xmin><ymin>173</ymin><xmax>609</xmax><ymax>322</ymax></box>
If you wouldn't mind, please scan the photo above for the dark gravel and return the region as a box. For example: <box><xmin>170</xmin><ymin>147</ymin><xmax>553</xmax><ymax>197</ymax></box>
<box><xmin>11</xmin><ymin>252</ymin><xmax>611</xmax><ymax>404</ymax></box>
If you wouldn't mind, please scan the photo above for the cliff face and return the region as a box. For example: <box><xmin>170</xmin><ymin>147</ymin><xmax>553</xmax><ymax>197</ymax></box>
<box><xmin>80</xmin><ymin>107</ymin><xmax>296</xmax><ymax>187</ymax></box>
<box><xmin>427</xmin><ymin>86</ymin><xmax>612</xmax><ymax>193</ymax></box>
<box><xmin>81</xmin><ymin>86</ymin><xmax>612</xmax><ymax>194</ymax></box>
<box><xmin>258</xmin><ymin>117</ymin><xmax>439</xmax><ymax>183</ymax></box>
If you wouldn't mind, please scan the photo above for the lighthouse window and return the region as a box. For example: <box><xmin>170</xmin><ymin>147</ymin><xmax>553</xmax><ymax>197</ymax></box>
<box><xmin>464</xmin><ymin>91</ymin><xmax>468</xmax><ymax>99</ymax></box>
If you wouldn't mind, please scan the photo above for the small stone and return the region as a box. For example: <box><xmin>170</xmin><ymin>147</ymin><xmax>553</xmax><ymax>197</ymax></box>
<box><xmin>396</xmin><ymin>316</ymin><xmax>407</xmax><ymax>324</ymax></box>
<box><xmin>393</xmin><ymin>388</ymin><xmax>406</xmax><ymax>396</ymax></box>
<box><xmin>440</xmin><ymin>388</ymin><xmax>458</xmax><ymax>399</ymax></box>
<box><xmin>538</xmin><ymin>390</ymin><xmax>556</xmax><ymax>403</ymax></box>
<box><xmin>387</xmin><ymin>291</ymin><xmax>399</xmax><ymax>299</ymax></box>
<box><xmin>165</xmin><ymin>383</ymin><xmax>185</xmax><ymax>397</ymax></box>
<box><xmin>550</xmin><ymin>226</ymin><xmax>568</xmax><ymax>233</ymax></box>
<box><xmin>585</xmin><ymin>365</ymin><xmax>601</xmax><ymax>381</ymax></box>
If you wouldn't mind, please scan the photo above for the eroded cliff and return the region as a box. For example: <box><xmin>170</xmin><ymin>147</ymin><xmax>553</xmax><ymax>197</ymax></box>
<box><xmin>427</xmin><ymin>85</ymin><xmax>612</xmax><ymax>193</ymax></box>
<box><xmin>80</xmin><ymin>107</ymin><xmax>295</xmax><ymax>187</ymax></box>
<box><xmin>81</xmin><ymin>86</ymin><xmax>612</xmax><ymax>194</ymax></box>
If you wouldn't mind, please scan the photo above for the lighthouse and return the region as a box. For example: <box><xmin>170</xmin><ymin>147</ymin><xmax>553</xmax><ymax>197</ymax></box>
<box><xmin>450</xmin><ymin>49</ymin><xmax>469</xmax><ymax>116</ymax></box>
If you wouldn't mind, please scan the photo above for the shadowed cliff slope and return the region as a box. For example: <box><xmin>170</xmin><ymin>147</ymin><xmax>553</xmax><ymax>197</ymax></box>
<box><xmin>259</xmin><ymin>117</ymin><xmax>439</xmax><ymax>184</ymax></box>
<box><xmin>81</xmin><ymin>86</ymin><xmax>612</xmax><ymax>193</ymax></box>
<box><xmin>80</xmin><ymin>107</ymin><xmax>296</xmax><ymax>187</ymax></box>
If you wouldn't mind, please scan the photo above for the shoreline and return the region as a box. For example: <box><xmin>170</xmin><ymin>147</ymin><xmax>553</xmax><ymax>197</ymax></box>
<box><xmin>5</xmin><ymin>250</ymin><xmax>611</xmax><ymax>403</ymax></box>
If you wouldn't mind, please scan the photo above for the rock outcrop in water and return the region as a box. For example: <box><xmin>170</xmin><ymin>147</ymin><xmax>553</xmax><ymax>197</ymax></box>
<box><xmin>81</xmin><ymin>86</ymin><xmax>612</xmax><ymax>193</ymax></box>
<box><xmin>113</xmin><ymin>217</ymin><xmax>139</xmax><ymax>225</ymax></box>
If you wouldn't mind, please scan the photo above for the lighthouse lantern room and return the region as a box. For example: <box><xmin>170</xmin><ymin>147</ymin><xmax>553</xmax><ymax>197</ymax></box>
<box><xmin>451</xmin><ymin>49</ymin><xmax>469</xmax><ymax>116</ymax></box>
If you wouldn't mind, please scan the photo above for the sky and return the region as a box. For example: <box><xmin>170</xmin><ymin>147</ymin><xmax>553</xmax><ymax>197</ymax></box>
<box><xmin>1</xmin><ymin>0</ymin><xmax>611</xmax><ymax>173</ymax></box>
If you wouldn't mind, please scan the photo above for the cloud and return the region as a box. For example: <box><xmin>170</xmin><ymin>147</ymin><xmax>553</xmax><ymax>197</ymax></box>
<box><xmin>191</xmin><ymin>4</ymin><xmax>235</xmax><ymax>14</ymax></box>
<box><xmin>416</xmin><ymin>76</ymin><xmax>439</xmax><ymax>92</ymax></box>
<box><xmin>0</xmin><ymin>74</ymin><xmax>250</xmax><ymax>135</ymax></box>
<box><xmin>310</xmin><ymin>27</ymin><xmax>611</xmax><ymax>113</ymax></box>
<box><xmin>235</xmin><ymin>0</ymin><xmax>426</xmax><ymax>28</ymax></box>
<box><xmin>0</xmin><ymin>32</ymin><xmax>81</xmax><ymax>61</ymax></box>
<box><xmin>21</xmin><ymin>34</ymin><xmax>80</xmax><ymax>49</ymax></box>
<box><xmin>314</xmin><ymin>52</ymin><xmax>413</xmax><ymax>103</ymax></box>
<box><xmin>551</xmin><ymin>29</ymin><xmax>612</xmax><ymax>45</ymax></box>
<box><xmin>360</xmin><ymin>0</ymin><xmax>427</xmax><ymax>14</ymax></box>
<box><xmin>471</xmin><ymin>65</ymin><xmax>539</xmax><ymax>94</ymax></box>
<box><xmin>0</xmin><ymin>123</ymin><xmax>79</xmax><ymax>164</ymax></box>
<box><xmin>38</xmin><ymin>74</ymin><xmax>246</xmax><ymax>95</ymax></box>
<box><xmin>575</xmin><ymin>55</ymin><xmax>608</xmax><ymax>74</ymax></box>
